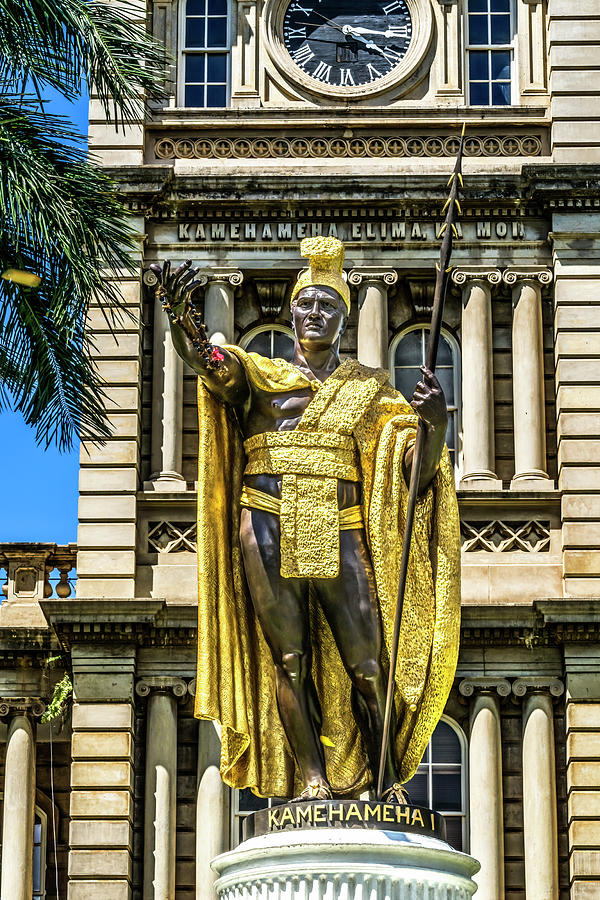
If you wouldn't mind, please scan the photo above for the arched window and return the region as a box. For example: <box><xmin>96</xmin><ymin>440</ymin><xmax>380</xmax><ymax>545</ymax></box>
<box><xmin>403</xmin><ymin>716</ymin><xmax>468</xmax><ymax>852</ymax></box>
<box><xmin>390</xmin><ymin>325</ymin><xmax>461</xmax><ymax>473</ymax></box>
<box><xmin>240</xmin><ymin>325</ymin><xmax>295</xmax><ymax>361</ymax></box>
<box><xmin>0</xmin><ymin>799</ymin><xmax>47</xmax><ymax>897</ymax></box>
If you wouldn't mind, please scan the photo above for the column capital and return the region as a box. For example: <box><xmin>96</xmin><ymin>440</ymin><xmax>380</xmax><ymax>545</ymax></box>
<box><xmin>503</xmin><ymin>266</ymin><xmax>553</xmax><ymax>287</ymax></box>
<box><xmin>451</xmin><ymin>266</ymin><xmax>502</xmax><ymax>286</ymax></box>
<box><xmin>136</xmin><ymin>676</ymin><xmax>188</xmax><ymax>698</ymax></box>
<box><xmin>459</xmin><ymin>677</ymin><xmax>511</xmax><ymax>698</ymax></box>
<box><xmin>512</xmin><ymin>677</ymin><xmax>564</xmax><ymax>698</ymax></box>
<box><xmin>348</xmin><ymin>267</ymin><xmax>398</xmax><ymax>287</ymax></box>
<box><xmin>0</xmin><ymin>697</ymin><xmax>46</xmax><ymax>718</ymax></box>
<box><xmin>205</xmin><ymin>269</ymin><xmax>244</xmax><ymax>287</ymax></box>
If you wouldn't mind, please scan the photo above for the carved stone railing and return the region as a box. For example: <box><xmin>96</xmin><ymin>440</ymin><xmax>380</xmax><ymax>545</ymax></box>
<box><xmin>0</xmin><ymin>543</ymin><xmax>77</xmax><ymax>603</ymax></box>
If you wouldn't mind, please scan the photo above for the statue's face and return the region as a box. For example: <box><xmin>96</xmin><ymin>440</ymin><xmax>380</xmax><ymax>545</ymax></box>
<box><xmin>292</xmin><ymin>285</ymin><xmax>346</xmax><ymax>351</ymax></box>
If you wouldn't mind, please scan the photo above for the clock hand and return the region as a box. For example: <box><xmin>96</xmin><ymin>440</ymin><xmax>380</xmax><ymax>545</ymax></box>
<box><xmin>343</xmin><ymin>25</ymin><xmax>408</xmax><ymax>39</ymax></box>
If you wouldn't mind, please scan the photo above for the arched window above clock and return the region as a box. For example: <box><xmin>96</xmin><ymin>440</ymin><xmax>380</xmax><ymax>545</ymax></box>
<box><xmin>181</xmin><ymin>0</ymin><xmax>231</xmax><ymax>107</ymax></box>
<box><xmin>390</xmin><ymin>325</ymin><xmax>461</xmax><ymax>475</ymax></box>
<box><xmin>240</xmin><ymin>325</ymin><xmax>295</xmax><ymax>361</ymax></box>
<box><xmin>466</xmin><ymin>0</ymin><xmax>515</xmax><ymax>106</ymax></box>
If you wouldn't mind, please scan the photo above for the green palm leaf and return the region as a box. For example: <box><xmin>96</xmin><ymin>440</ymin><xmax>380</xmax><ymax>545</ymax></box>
<box><xmin>0</xmin><ymin>1</ymin><xmax>168</xmax><ymax>449</ymax></box>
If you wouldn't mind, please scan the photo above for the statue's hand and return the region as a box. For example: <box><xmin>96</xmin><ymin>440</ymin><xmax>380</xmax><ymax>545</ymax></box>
<box><xmin>410</xmin><ymin>366</ymin><xmax>447</xmax><ymax>433</ymax></box>
<box><xmin>149</xmin><ymin>260</ymin><xmax>224</xmax><ymax>370</ymax></box>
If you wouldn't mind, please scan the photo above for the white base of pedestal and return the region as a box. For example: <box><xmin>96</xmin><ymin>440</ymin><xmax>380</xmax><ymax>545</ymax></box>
<box><xmin>212</xmin><ymin>828</ymin><xmax>480</xmax><ymax>899</ymax></box>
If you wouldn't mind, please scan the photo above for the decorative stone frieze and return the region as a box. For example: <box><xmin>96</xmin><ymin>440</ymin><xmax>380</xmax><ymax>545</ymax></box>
<box><xmin>148</xmin><ymin>520</ymin><xmax>197</xmax><ymax>553</ymax></box>
<box><xmin>154</xmin><ymin>133</ymin><xmax>544</xmax><ymax>161</ymax></box>
<box><xmin>461</xmin><ymin>520</ymin><xmax>551</xmax><ymax>553</ymax></box>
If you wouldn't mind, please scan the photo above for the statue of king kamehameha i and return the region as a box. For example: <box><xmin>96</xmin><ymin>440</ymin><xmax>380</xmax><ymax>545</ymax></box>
<box><xmin>151</xmin><ymin>237</ymin><xmax>460</xmax><ymax>803</ymax></box>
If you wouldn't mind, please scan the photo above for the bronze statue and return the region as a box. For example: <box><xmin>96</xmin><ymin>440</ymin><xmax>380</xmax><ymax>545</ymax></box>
<box><xmin>151</xmin><ymin>238</ymin><xmax>460</xmax><ymax>802</ymax></box>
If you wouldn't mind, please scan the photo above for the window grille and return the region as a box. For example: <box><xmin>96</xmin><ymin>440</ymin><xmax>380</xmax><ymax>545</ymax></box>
<box><xmin>390</xmin><ymin>325</ymin><xmax>461</xmax><ymax>474</ymax></box>
<box><xmin>466</xmin><ymin>0</ymin><xmax>514</xmax><ymax>106</ymax></box>
<box><xmin>33</xmin><ymin>808</ymin><xmax>47</xmax><ymax>899</ymax></box>
<box><xmin>182</xmin><ymin>0</ymin><xmax>229</xmax><ymax>107</ymax></box>
<box><xmin>240</xmin><ymin>325</ymin><xmax>295</xmax><ymax>361</ymax></box>
<box><xmin>403</xmin><ymin>717</ymin><xmax>468</xmax><ymax>852</ymax></box>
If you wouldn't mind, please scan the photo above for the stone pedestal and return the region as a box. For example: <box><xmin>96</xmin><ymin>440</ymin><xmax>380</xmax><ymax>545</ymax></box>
<box><xmin>212</xmin><ymin>829</ymin><xmax>479</xmax><ymax>900</ymax></box>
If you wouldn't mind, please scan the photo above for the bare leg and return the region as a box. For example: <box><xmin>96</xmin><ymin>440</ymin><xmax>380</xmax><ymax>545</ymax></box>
<box><xmin>316</xmin><ymin>528</ymin><xmax>399</xmax><ymax>794</ymax></box>
<box><xmin>239</xmin><ymin>507</ymin><xmax>330</xmax><ymax>794</ymax></box>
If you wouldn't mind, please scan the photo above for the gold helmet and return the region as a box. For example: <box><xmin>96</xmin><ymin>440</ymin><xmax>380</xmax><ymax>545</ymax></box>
<box><xmin>290</xmin><ymin>237</ymin><xmax>350</xmax><ymax>312</ymax></box>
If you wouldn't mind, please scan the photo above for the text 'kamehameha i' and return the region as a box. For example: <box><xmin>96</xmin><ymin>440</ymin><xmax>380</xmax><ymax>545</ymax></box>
<box><xmin>242</xmin><ymin>799</ymin><xmax>447</xmax><ymax>841</ymax></box>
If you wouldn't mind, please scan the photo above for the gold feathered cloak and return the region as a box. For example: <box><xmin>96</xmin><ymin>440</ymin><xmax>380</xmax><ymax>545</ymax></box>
<box><xmin>195</xmin><ymin>348</ymin><xmax>461</xmax><ymax>798</ymax></box>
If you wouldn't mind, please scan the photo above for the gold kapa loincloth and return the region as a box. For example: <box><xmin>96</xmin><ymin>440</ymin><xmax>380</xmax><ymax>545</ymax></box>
<box><xmin>243</xmin><ymin>431</ymin><xmax>362</xmax><ymax>579</ymax></box>
<box><xmin>241</xmin><ymin>485</ymin><xmax>363</xmax><ymax>530</ymax></box>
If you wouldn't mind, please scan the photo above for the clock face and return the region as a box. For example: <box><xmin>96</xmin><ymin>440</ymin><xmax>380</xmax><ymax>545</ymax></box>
<box><xmin>282</xmin><ymin>0</ymin><xmax>413</xmax><ymax>89</ymax></box>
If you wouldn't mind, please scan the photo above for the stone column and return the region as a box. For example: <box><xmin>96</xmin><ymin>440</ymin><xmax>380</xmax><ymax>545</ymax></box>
<box><xmin>452</xmin><ymin>268</ymin><xmax>502</xmax><ymax>489</ymax></box>
<box><xmin>504</xmin><ymin>268</ymin><xmax>554</xmax><ymax>490</ymax></box>
<box><xmin>460</xmin><ymin>678</ymin><xmax>509</xmax><ymax>900</ymax></box>
<box><xmin>513</xmin><ymin>678</ymin><xmax>563</xmax><ymax>900</ymax></box>
<box><xmin>204</xmin><ymin>270</ymin><xmax>243</xmax><ymax>346</ymax></box>
<box><xmin>137</xmin><ymin>677</ymin><xmax>186</xmax><ymax>900</ymax></box>
<box><xmin>196</xmin><ymin>717</ymin><xmax>230</xmax><ymax>899</ymax></box>
<box><xmin>0</xmin><ymin>701</ymin><xmax>43</xmax><ymax>900</ymax></box>
<box><xmin>145</xmin><ymin>268</ymin><xmax>190</xmax><ymax>491</ymax></box>
<box><xmin>348</xmin><ymin>268</ymin><xmax>398</xmax><ymax>370</ymax></box>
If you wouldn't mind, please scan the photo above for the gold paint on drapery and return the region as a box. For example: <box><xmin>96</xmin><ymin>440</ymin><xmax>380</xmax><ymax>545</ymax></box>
<box><xmin>195</xmin><ymin>348</ymin><xmax>461</xmax><ymax>797</ymax></box>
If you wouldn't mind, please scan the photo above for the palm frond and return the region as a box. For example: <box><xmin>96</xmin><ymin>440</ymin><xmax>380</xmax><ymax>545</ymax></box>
<box><xmin>0</xmin><ymin>97</ymin><xmax>139</xmax><ymax>448</ymax></box>
<box><xmin>0</xmin><ymin>0</ymin><xmax>168</xmax><ymax>123</ymax></box>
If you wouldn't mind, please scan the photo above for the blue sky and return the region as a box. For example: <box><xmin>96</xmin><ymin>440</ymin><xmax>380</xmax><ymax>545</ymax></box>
<box><xmin>0</xmin><ymin>89</ymin><xmax>89</xmax><ymax>544</ymax></box>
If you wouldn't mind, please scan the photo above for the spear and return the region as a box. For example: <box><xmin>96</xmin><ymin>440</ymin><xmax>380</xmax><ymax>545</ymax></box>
<box><xmin>376</xmin><ymin>125</ymin><xmax>466</xmax><ymax>800</ymax></box>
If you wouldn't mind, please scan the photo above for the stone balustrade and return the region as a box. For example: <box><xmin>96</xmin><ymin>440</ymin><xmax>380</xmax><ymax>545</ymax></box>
<box><xmin>0</xmin><ymin>543</ymin><xmax>77</xmax><ymax>628</ymax></box>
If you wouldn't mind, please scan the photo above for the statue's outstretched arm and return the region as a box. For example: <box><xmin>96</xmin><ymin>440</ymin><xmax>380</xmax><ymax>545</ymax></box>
<box><xmin>403</xmin><ymin>366</ymin><xmax>448</xmax><ymax>493</ymax></box>
<box><xmin>149</xmin><ymin>260</ymin><xmax>249</xmax><ymax>408</ymax></box>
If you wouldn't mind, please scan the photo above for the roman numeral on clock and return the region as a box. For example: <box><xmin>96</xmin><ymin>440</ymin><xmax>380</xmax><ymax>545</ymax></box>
<box><xmin>285</xmin><ymin>26</ymin><xmax>306</xmax><ymax>40</ymax></box>
<box><xmin>291</xmin><ymin>42</ymin><xmax>315</xmax><ymax>66</ymax></box>
<box><xmin>387</xmin><ymin>24</ymin><xmax>410</xmax><ymax>38</ymax></box>
<box><xmin>382</xmin><ymin>0</ymin><xmax>403</xmax><ymax>13</ymax></box>
<box><xmin>367</xmin><ymin>63</ymin><xmax>383</xmax><ymax>81</ymax></box>
<box><xmin>312</xmin><ymin>61</ymin><xmax>332</xmax><ymax>82</ymax></box>
<box><xmin>291</xmin><ymin>2</ymin><xmax>312</xmax><ymax>16</ymax></box>
<box><xmin>339</xmin><ymin>68</ymin><xmax>356</xmax><ymax>86</ymax></box>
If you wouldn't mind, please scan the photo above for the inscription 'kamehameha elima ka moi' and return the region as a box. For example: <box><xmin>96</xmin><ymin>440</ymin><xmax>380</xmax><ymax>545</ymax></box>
<box><xmin>242</xmin><ymin>800</ymin><xmax>446</xmax><ymax>842</ymax></box>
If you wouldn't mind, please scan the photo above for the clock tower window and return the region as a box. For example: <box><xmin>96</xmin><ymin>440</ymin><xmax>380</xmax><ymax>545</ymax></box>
<box><xmin>181</xmin><ymin>0</ymin><xmax>230</xmax><ymax>107</ymax></box>
<box><xmin>466</xmin><ymin>0</ymin><xmax>514</xmax><ymax>106</ymax></box>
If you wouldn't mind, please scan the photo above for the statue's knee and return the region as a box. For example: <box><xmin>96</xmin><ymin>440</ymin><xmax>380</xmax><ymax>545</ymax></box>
<box><xmin>350</xmin><ymin>658</ymin><xmax>382</xmax><ymax>693</ymax></box>
<box><xmin>280</xmin><ymin>651</ymin><xmax>309</xmax><ymax>683</ymax></box>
